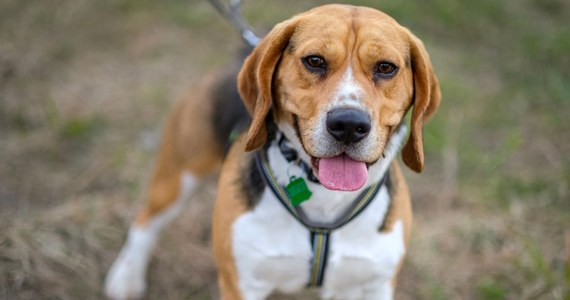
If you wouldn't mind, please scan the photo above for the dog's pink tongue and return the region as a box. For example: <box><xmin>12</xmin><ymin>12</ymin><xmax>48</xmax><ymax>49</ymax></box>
<box><xmin>318</xmin><ymin>154</ymin><xmax>368</xmax><ymax>191</ymax></box>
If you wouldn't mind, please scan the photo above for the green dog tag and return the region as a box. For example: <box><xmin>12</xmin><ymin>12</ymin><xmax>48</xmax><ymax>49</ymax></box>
<box><xmin>285</xmin><ymin>176</ymin><xmax>312</xmax><ymax>206</ymax></box>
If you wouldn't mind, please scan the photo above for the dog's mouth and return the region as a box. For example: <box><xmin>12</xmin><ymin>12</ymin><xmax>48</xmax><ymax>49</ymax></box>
<box><xmin>310</xmin><ymin>153</ymin><xmax>370</xmax><ymax>192</ymax></box>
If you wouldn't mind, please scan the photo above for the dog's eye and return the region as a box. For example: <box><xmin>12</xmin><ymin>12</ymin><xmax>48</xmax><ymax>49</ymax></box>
<box><xmin>377</xmin><ymin>63</ymin><xmax>395</xmax><ymax>74</ymax></box>
<box><xmin>303</xmin><ymin>56</ymin><xmax>326</xmax><ymax>73</ymax></box>
<box><xmin>374</xmin><ymin>62</ymin><xmax>398</xmax><ymax>79</ymax></box>
<box><xmin>305</xmin><ymin>56</ymin><xmax>325</xmax><ymax>68</ymax></box>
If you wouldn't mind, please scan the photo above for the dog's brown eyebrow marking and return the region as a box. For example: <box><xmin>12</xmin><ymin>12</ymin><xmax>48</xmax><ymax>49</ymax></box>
<box><xmin>324</xmin><ymin>25</ymin><xmax>333</xmax><ymax>52</ymax></box>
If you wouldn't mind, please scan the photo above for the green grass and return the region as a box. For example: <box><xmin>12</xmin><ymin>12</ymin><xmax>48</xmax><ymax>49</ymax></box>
<box><xmin>59</xmin><ymin>117</ymin><xmax>104</xmax><ymax>141</ymax></box>
<box><xmin>478</xmin><ymin>278</ymin><xmax>508</xmax><ymax>300</ymax></box>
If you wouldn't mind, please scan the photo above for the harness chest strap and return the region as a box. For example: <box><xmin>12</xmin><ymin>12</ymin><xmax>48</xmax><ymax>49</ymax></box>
<box><xmin>309</xmin><ymin>231</ymin><xmax>330</xmax><ymax>287</ymax></box>
<box><xmin>255</xmin><ymin>150</ymin><xmax>388</xmax><ymax>287</ymax></box>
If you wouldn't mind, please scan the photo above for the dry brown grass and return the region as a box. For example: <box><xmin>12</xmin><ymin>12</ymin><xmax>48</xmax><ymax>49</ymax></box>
<box><xmin>1</xmin><ymin>0</ymin><xmax>568</xmax><ymax>299</ymax></box>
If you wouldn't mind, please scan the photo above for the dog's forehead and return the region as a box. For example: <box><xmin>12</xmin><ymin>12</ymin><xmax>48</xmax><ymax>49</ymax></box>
<box><xmin>290</xmin><ymin>5</ymin><xmax>408</xmax><ymax>56</ymax></box>
<box><xmin>298</xmin><ymin>4</ymin><xmax>397</xmax><ymax>23</ymax></box>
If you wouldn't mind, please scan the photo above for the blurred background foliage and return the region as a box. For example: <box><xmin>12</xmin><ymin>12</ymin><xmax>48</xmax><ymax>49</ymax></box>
<box><xmin>0</xmin><ymin>0</ymin><xmax>568</xmax><ymax>299</ymax></box>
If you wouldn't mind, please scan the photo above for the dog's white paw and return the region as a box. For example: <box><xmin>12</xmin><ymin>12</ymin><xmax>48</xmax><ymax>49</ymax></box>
<box><xmin>105</xmin><ymin>224</ymin><xmax>160</xmax><ymax>299</ymax></box>
<box><xmin>104</xmin><ymin>250</ymin><xmax>147</xmax><ymax>300</ymax></box>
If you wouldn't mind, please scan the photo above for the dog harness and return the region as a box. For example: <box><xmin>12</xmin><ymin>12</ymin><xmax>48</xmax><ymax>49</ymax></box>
<box><xmin>255</xmin><ymin>149</ymin><xmax>388</xmax><ymax>288</ymax></box>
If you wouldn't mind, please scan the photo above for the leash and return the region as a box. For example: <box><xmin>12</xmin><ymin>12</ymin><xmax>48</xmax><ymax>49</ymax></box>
<box><xmin>255</xmin><ymin>148</ymin><xmax>387</xmax><ymax>287</ymax></box>
<box><xmin>207</xmin><ymin>0</ymin><xmax>261</xmax><ymax>47</ymax></box>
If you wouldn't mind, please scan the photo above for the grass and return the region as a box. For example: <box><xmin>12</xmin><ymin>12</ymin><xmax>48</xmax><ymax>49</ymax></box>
<box><xmin>478</xmin><ymin>278</ymin><xmax>507</xmax><ymax>300</ymax></box>
<box><xmin>0</xmin><ymin>0</ymin><xmax>569</xmax><ymax>299</ymax></box>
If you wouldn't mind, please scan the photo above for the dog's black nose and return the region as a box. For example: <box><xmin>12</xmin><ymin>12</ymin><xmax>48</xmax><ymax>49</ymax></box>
<box><xmin>326</xmin><ymin>108</ymin><xmax>371</xmax><ymax>144</ymax></box>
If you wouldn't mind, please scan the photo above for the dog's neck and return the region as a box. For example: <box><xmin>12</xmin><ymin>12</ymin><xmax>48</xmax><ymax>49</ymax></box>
<box><xmin>276</xmin><ymin>133</ymin><xmax>320</xmax><ymax>183</ymax></box>
<box><xmin>266</xmin><ymin>124</ymin><xmax>407</xmax><ymax>223</ymax></box>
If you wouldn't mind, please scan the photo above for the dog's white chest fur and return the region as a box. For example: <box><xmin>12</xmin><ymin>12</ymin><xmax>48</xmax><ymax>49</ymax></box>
<box><xmin>232</xmin><ymin>144</ymin><xmax>406</xmax><ymax>300</ymax></box>
<box><xmin>232</xmin><ymin>127</ymin><xmax>406</xmax><ymax>300</ymax></box>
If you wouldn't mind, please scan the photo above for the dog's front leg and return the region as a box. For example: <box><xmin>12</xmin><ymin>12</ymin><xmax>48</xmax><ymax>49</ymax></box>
<box><xmin>104</xmin><ymin>170</ymin><xmax>198</xmax><ymax>299</ymax></box>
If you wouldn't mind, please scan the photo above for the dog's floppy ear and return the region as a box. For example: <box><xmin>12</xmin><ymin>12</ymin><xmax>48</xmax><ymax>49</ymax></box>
<box><xmin>238</xmin><ymin>19</ymin><xmax>298</xmax><ymax>151</ymax></box>
<box><xmin>401</xmin><ymin>31</ymin><xmax>441</xmax><ymax>173</ymax></box>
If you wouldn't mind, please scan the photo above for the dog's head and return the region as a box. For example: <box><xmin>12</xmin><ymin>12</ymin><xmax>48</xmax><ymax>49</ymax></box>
<box><xmin>238</xmin><ymin>4</ymin><xmax>441</xmax><ymax>191</ymax></box>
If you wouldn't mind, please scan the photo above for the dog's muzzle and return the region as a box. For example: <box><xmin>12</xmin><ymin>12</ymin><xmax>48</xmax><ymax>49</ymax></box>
<box><xmin>308</xmin><ymin>108</ymin><xmax>372</xmax><ymax>192</ymax></box>
<box><xmin>326</xmin><ymin>108</ymin><xmax>371</xmax><ymax>145</ymax></box>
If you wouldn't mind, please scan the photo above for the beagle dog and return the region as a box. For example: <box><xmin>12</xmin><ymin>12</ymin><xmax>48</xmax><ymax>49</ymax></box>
<box><xmin>105</xmin><ymin>4</ymin><xmax>440</xmax><ymax>300</ymax></box>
